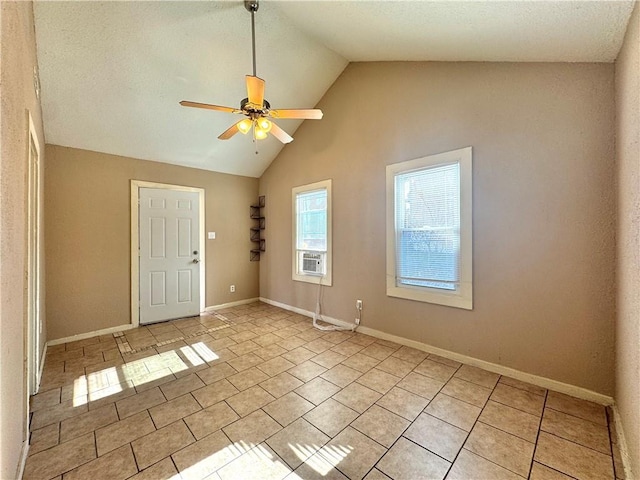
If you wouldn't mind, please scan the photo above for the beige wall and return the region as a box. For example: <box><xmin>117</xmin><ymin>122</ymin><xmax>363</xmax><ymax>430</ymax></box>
<box><xmin>0</xmin><ymin>1</ymin><xmax>47</xmax><ymax>477</ymax></box>
<box><xmin>615</xmin><ymin>3</ymin><xmax>640</xmax><ymax>477</ymax></box>
<box><xmin>259</xmin><ymin>62</ymin><xmax>616</xmax><ymax>395</ymax></box>
<box><xmin>45</xmin><ymin>145</ymin><xmax>258</xmax><ymax>340</ymax></box>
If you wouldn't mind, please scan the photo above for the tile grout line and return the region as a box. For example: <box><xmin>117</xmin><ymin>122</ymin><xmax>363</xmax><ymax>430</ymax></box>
<box><xmin>527</xmin><ymin>388</ymin><xmax>549</xmax><ymax>479</ymax></box>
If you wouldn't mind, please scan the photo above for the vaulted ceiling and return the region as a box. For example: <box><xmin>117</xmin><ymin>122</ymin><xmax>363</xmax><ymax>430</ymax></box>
<box><xmin>34</xmin><ymin>1</ymin><xmax>635</xmax><ymax>178</ymax></box>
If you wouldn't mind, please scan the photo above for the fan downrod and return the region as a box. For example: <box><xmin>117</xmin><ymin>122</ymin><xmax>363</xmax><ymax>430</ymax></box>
<box><xmin>244</xmin><ymin>0</ymin><xmax>258</xmax><ymax>13</ymax></box>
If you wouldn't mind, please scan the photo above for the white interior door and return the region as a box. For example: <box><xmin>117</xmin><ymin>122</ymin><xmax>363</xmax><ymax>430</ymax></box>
<box><xmin>139</xmin><ymin>188</ymin><xmax>201</xmax><ymax>324</ymax></box>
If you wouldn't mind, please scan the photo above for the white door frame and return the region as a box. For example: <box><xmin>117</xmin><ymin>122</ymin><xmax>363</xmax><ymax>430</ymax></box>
<box><xmin>131</xmin><ymin>180</ymin><xmax>206</xmax><ymax>327</ymax></box>
<box><xmin>25</xmin><ymin>111</ymin><xmax>42</xmax><ymax>437</ymax></box>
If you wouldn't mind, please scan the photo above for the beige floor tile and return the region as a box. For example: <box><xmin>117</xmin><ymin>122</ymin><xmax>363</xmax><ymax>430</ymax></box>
<box><xmin>218</xmin><ymin>443</ymin><xmax>292</xmax><ymax>480</ymax></box>
<box><xmin>330</xmin><ymin>341</ymin><xmax>365</xmax><ymax>357</ymax></box>
<box><xmin>441</xmin><ymin>377</ymin><xmax>493</xmax><ymax>408</ymax></box>
<box><xmin>131</xmin><ymin>420</ymin><xmax>195</xmax><ymax>470</ymax></box>
<box><xmin>95</xmin><ymin>410</ymin><xmax>156</xmax><ymax>456</ymax></box>
<box><xmin>226</xmin><ymin>385</ymin><xmax>275</xmax><ymax>417</ymax></box>
<box><xmin>172</xmin><ymin>428</ymin><xmax>241</xmax><ymax>479</ymax></box>
<box><xmin>323</xmin><ymin>426</ymin><xmax>387</xmax><ymax>480</ymax></box>
<box><xmin>304</xmin><ymin>398</ymin><xmax>359</xmax><ymax>437</ymax></box>
<box><xmin>333</xmin><ymin>382</ymin><xmax>382</xmax><ymax>413</ymax></box>
<box><xmin>425</xmin><ymin>393</ymin><xmax>482</xmax><ymax>431</ymax></box>
<box><xmin>305</xmin><ymin>338</ymin><xmax>335</xmax><ymax>354</ymax></box>
<box><xmin>184</xmin><ymin>400</ymin><xmax>239</xmax><ymax>440</ymax></box>
<box><xmin>223</xmin><ymin>409</ymin><xmax>282</xmax><ymax>444</ymax></box>
<box><xmin>375</xmin><ymin>356</ymin><xmax>416</xmax><ymax>378</ymax></box>
<box><xmin>227</xmin><ymin>353</ymin><xmax>264</xmax><ymax>372</ymax></box>
<box><xmin>115</xmin><ymin>386</ymin><xmax>165</xmax><ymax>419</ymax></box>
<box><xmin>63</xmin><ymin>444</ymin><xmax>137</xmax><ymax>480</ymax></box>
<box><xmin>127</xmin><ymin>457</ymin><xmax>178</xmax><ymax>480</ymax></box>
<box><xmin>414</xmin><ymin>359</ymin><xmax>458</xmax><ymax>382</ymax></box>
<box><xmin>277</xmin><ymin>336</ymin><xmax>307</xmax><ymax>351</ymax></box>
<box><xmin>541</xmin><ymin>407</ymin><xmax>611</xmax><ymax>454</ymax></box>
<box><xmin>23</xmin><ymin>432</ymin><xmax>96</xmax><ymax>480</ymax></box>
<box><xmin>349</xmin><ymin>334</ymin><xmax>377</xmax><ymax>347</ymax></box>
<box><xmin>28</xmin><ymin>423</ymin><xmax>60</xmax><ymax>456</ymax></box>
<box><xmin>258</xmin><ymin>356</ymin><xmax>296</xmax><ymax>377</ymax></box>
<box><xmin>378</xmin><ymin>436</ymin><xmax>450</xmax><ymax>480</ymax></box>
<box><xmin>350</xmin><ymin>404</ymin><xmax>410</xmax><ymax>448</ymax></box>
<box><xmin>341</xmin><ymin>353</ymin><xmax>380</xmax><ymax>373</ymax></box>
<box><xmin>266</xmin><ymin>418</ymin><xmax>330</xmax><ymax>470</ymax></box>
<box><xmin>446</xmin><ymin>449</ymin><xmax>524</xmax><ymax>480</ymax></box>
<box><xmin>149</xmin><ymin>393</ymin><xmax>201</xmax><ymax>428</ymax></box>
<box><xmin>30</xmin><ymin>399</ymin><xmax>88</xmax><ymax>431</ymax></box>
<box><xmin>491</xmin><ymin>383</ymin><xmax>545</xmax><ymax>416</ymax></box>
<box><xmin>59</xmin><ymin>403</ymin><xmax>118</xmax><ymax>442</ymax></box>
<box><xmin>311</xmin><ymin>350</ymin><xmax>348</xmax><ymax>369</ymax></box>
<box><xmin>428</xmin><ymin>353</ymin><xmax>462</xmax><ymax>368</ymax></box>
<box><xmin>87</xmin><ymin>381</ymin><xmax>137</xmax><ymax>410</ymax></box>
<box><xmin>263</xmin><ymin>391</ymin><xmax>315</xmax><ymax>427</ymax></box>
<box><xmin>290</xmin><ymin>457</ymin><xmax>349</xmax><ymax>479</ymax></box>
<box><xmin>320</xmin><ymin>364</ymin><xmax>362</xmax><ymax>388</ymax></box>
<box><xmin>499</xmin><ymin>376</ymin><xmax>547</xmax><ymax>396</ymax></box>
<box><xmin>227</xmin><ymin>339</ymin><xmax>260</xmax><ymax>356</ymax></box>
<box><xmin>535</xmin><ymin>431</ymin><xmax>614</xmax><ymax>480</ymax></box>
<box><xmin>295</xmin><ymin>377</ymin><xmax>341</xmax><ymax>405</ymax></box>
<box><xmin>454</xmin><ymin>364</ymin><xmax>500</xmax><ymax>389</ymax></box>
<box><xmin>255</xmin><ymin>343</ymin><xmax>289</xmax><ymax>361</ymax></box>
<box><xmin>359</xmin><ymin>343</ymin><xmax>396</xmax><ymax>361</ymax></box>
<box><xmin>192</xmin><ymin>378</ymin><xmax>239</xmax><ymax>408</ymax></box>
<box><xmin>404</xmin><ymin>413</ymin><xmax>467</xmax><ymax>461</ymax></box>
<box><xmin>363</xmin><ymin>469</ymin><xmax>390</xmax><ymax>480</ymax></box>
<box><xmin>226</xmin><ymin>366</ymin><xmax>270</xmax><ymax>391</ymax></box>
<box><xmin>376</xmin><ymin>386</ymin><xmax>429</xmax><ymax>421</ymax></box>
<box><xmin>392</xmin><ymin>346</ymin><xmax>429</xmax><ymax>364</ymax></box>
<box><xmin>530</xmin><ymin>462</ymin><xmax>575</xmax><ymax>479</ymax></box>
<box><xmin>465</xmin><ymin>422</ymin><xmax>535</xmax><ymax>477</ymax></box>
<box><xmin>195</xmin><ymin>363</ymin><xmax>237</xmax><ymax>385</ymax></box>
<box><xmin>260</xmin><ymin>372</ymin><xmax>304</xmax><ymax>398</ymax></box>
<box><xmin>397</xmin><ymin>371</ymin><xmax>445</xmax><ymax>400</ymax></box>
<box><xmin>281</xmin><ymin>347</ymin><xmax>316</xmax><ymax>365</ymax></box>
<box><xmin>479</xmin><ymin>400</ymin><xmax>540</xmax><ymax>443</ymax></box>
<box><xmin>546</xmin><ymin>391</ymin><xmax>608</xmax><ymax>426</ymax></box>
<box><xmin>30</xmin><ymin>388</ymin><xmax>61</xmax><ymax>412</ymax></box>
<box><xmin>287</xmin><ymin>360</ymin><xmax>327</xmax><ymax>382</ymax></box>
<box><xmin>356</xmin><ymin>368</ymin><xmax>399</xmax><ymax>394</ymax></box>
<box><xmin>323</xmin><ymin>331</ymin><xmax>353</xmax><ymax>344</ymax></box>
<box><xmin>160</xmin><ymin>373</ymin><xmax>206</xmax><ymax>400</ymax></box>
<box><xmin>255</xmin><ymin>332</ymin><xmax>283</xmax><ymax>347</ymax></box>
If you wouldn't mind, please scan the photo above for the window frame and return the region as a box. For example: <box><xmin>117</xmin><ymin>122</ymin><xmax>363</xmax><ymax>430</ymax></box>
<box><xmin>386</xmin><ymin>147</ymin><xmax>473</xmax><ymax>309</ymax></box>
<box><xmin>292</xmin><ymin>179</ymin><xmax>332</xmax><ymax>285</ymax></box>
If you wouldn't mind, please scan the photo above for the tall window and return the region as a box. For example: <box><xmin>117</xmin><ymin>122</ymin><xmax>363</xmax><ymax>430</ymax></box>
<box><xmin>292</xmin><ymin>180</ymin><xmax>332</xmax><ymax>285</ymax></box>
<box><xmin>386</xmin><ymin>147</ymin><xmax>472</xmax><ymax>309</ymax></box>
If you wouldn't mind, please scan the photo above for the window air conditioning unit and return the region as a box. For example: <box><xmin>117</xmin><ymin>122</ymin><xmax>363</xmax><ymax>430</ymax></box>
<box><xmin>301</xmin><ymin>252</ymin><xmax>324</xmax><ymax>275</ymax></box>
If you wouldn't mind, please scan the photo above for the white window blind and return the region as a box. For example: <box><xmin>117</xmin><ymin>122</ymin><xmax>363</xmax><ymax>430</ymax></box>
<box><xmin>394</xmin><ymin>162</ymin><xmax>461</xmax><ymax>291</ymax></box>
<box><xmin>296</xmin><ymin>189</ymin><xmax>327</xmax><ymax>252</ymax></box>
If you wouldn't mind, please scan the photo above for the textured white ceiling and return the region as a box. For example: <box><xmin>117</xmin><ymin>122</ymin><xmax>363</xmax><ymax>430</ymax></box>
<box><xmin>34</xmin><ymin>1</ymin><xmax>635</xmax><ymax>178</ymax></box>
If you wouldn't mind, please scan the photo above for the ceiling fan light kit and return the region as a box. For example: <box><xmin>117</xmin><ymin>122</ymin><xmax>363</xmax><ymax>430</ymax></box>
<box><xmin>179</xmin><ymin>0</ymin><xmax>323</xmax><ymax>148</ymax></box>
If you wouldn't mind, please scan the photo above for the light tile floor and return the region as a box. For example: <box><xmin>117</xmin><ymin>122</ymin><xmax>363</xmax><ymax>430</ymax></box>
<box><xmin>23</xmin><ymin>302</ymin><xmax>625</xmax><ymax>480</ymax></box>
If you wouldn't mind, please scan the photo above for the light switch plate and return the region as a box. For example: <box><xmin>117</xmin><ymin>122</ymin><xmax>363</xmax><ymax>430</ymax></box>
<box><xmin>208</xmin><ymin>232</ymin><xmax>216</xmax><ymax>239</ymax></box>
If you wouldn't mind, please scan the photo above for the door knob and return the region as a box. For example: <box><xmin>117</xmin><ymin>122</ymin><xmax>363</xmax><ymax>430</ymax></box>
<box><xmin>192</xmin><ymin>259</ymin><xmax>200</xmax><ymax>264</ymax></box>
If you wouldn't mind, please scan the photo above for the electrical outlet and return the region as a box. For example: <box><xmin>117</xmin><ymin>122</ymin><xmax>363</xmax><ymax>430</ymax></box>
<box><xmin>230</xmin><ymin>285</ymin><xmax>236</xmax><ymax>293</ymax></box>
<box><xmin>356</xmin><ymin>300</ymin><xmax>363</xmax><ymax>310</ymax></box>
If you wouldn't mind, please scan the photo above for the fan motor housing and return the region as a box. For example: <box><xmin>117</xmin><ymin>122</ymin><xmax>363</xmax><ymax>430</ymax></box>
<box><xmin>241</xmin><ymin>97</ymin><xmax>270</xmax><ymax>116</ymax></box>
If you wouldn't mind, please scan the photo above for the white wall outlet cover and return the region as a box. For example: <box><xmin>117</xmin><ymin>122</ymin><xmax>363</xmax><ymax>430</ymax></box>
<box><xmin>208</xmin><ymin>232</ymin><xmax>216</xmax><ymax>239</ymax></box>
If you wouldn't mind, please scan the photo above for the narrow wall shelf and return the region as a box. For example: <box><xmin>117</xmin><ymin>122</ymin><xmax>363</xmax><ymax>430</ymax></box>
<box><xmin>250</xmin><ymin>195</ymin><xmax>265</xmax><ymax>261</ymax></box>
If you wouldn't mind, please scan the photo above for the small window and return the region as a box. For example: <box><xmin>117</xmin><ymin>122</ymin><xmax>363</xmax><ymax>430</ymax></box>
<box><xmin>386</xmin><ymin>147</ymin><xmax>472</xmax><ymax>309</ymax></box>
<box><xmin>292</xmin><ymin>180</ymin><xmax>332</xmax><ymax>285</ymax></box>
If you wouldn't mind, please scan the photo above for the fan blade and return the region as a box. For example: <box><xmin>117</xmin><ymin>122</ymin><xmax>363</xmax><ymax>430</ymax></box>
<box><xmin>218</xmin><ymin>122</ymin><xmax>240</xmax><ymax>140</ymax></box>
<box><xmin>270</xmin><ymin>122</ymin><xmax>293</xmax><ymax>144</ymax></box>
<box><xmin>269</xmin><ymin>109</ymin><xmax>323</xmax><ymax>120</ymax></box>
<box><xmin>246</xmin><ymin>75</ymin><xmax>265</xmax><ymax>107</ymax></box>
<box><xmin>180</xmin><ymin>101</ymin><xmax>239</xmax><ymax>113</ymax></box>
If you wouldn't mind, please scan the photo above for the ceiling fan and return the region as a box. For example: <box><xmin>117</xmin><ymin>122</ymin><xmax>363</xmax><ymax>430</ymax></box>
<box><xmin>180</xmin><ymin>0</ymin><xmax>323</xmax><ymax>145</ymax></box>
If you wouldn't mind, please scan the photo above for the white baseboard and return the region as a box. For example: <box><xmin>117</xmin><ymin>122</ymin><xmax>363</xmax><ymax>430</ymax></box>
<box><xmin>47</xmin><ymin>324</ymin><xmax>135</xmax><ymax>346</ymax></box>
<box><xmin>259</xmin><ymin>296</ymin><xmax>614</xmax><ymax>406</ymax></box>
<box><xmin>206</xmin><ymin>297</ymin><xmax>261</xmax><ymax>311</ymax></box>
<box><xmin>16</xmin><ymin>440</ymin><xmax>29</xmax><ymax>480</ymax></box>
<box><xmin>612</xmin><ymin>404</ymin><xmax>636</xmax><ymax>480</ymax></box>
